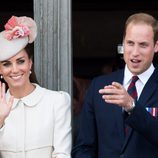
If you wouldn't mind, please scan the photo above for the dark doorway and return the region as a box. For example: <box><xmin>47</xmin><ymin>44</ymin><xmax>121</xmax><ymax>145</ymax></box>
<box><xmin>72</xmin><ymin>0</ymin><xmax>158</xmax><ymax>79</ymax></box>
<box><xmin>0</xmin><ymin>0</ymin><xmax>33</xmax><ymax>31</ymax></box>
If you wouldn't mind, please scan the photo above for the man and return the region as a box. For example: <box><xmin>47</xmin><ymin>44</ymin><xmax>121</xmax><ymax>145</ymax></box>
<box><xmin>72</xmin><ymin>13</ymin><xmax>158</xmax><ymax>158</ymax></box>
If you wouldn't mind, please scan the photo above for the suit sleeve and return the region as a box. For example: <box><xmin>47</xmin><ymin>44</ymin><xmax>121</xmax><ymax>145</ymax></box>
<box><xmin>126</xmin><ymin>103</ymin><xmax>158</xmax><ymax>146</ymax></box>
<box><xmin>72</xmin><ymin>80</ymin><xmax>97</xmax><ymax>158</ymax></box>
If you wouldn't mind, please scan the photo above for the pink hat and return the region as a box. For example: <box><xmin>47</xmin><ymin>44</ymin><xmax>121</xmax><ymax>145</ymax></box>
<box><xmin>0</xmin><ymin>16</ymin><xmax>37</xmax><ymax>61</ymax></box>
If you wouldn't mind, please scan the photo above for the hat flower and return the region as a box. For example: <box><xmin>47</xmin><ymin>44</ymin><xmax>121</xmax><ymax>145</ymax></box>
<box><xmin>4</xmin><ymin>16</ymin><xmax>37</xmax><ymax>43</ymax></box>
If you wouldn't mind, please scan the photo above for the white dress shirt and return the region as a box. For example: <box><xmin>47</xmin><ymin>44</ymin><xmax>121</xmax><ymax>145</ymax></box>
<box><xmin>123</xmin><ymin>64</ymin><xmax>155</xmax><ymax>99</ymax></box>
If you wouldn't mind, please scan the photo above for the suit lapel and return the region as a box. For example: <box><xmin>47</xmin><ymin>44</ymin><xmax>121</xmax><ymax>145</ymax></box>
<box><xmin>139</xmin><ymin>67</ymin><xmax>158</xmax><ymax>105</ymax></box>
<box><xmin>121</xmin><ymin>126</ymin><xmax>133</xmax><ymax>152</ymax></box>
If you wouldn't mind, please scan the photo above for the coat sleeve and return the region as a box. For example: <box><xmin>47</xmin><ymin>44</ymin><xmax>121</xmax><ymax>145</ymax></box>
<box><xmin>52</xmin><ymin>91</ymin><xmax>72</xmax><ymax>158</ymax></box>
<box><xmin>126</xmin><ymin>103</ymin><xmax>158</xmax><ymax>147</ymax></box>
<box><xmin>72</xmin><ymin>80</ymin><xmax>97</xmax><ymax>158</ymax></box>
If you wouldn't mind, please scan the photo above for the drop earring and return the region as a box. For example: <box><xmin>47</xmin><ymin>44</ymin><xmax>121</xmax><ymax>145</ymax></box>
<box><xmin>29</xmin><ymin>70</ymin><xmax>32</xmax><ymax>74</ymax></box>
<box><xmin>0</xmin><ymin>75</ymin><xmax>3</xmax><ymax>79</ymax></box>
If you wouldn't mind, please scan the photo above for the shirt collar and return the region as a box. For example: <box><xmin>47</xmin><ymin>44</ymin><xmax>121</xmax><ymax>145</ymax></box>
<box><xmin>124</xmin><ymin>64</ymin><xmax>155</xmax><ymax>86</ymax></box>
<box><xmin>6</xmin><ymin>84</ymin><xmax>45</xmax><ymax>110</ymax></box>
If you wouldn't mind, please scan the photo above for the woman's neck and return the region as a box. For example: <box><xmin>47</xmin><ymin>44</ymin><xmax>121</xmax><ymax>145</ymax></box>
<box><xmin>9</xmin><ymin>82</ymin><xmax>36</xmax><ymax>99</ymax></box>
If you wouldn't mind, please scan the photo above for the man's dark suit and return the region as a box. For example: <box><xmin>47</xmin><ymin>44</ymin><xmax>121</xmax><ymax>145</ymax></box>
<box><xmin>72</xmin><ymin>67</ymin><xmax>158</xmax><ymax>158</ymax></box>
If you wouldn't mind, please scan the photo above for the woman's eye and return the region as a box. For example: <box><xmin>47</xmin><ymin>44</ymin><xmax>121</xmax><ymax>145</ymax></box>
<box><xmin>18</xmin><ymin>60</ymin><xmax>25</xmax><ymax>64</ymax></box>
<box><xmin>2</xmin><ymin>62</ymin><xmax>11</xmax><ymax>67</ymax></box>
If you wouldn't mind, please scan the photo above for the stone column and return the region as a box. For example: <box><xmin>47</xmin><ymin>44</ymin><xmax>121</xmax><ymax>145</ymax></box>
<box><xmin>34</xmin><ymin>0</ymin><xmax>72</xmax><ymax>94</ymax></box>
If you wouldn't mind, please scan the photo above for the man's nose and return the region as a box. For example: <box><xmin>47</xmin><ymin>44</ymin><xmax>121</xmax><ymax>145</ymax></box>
<box><xmin>132</xmin><ymin>45</ymin><xmax>139</xmax><ymax>56</ymax></box>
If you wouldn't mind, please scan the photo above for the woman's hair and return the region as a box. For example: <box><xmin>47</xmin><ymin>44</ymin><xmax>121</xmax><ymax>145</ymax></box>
<box><xmin>123</xmin><ymin>13</ymin><xmax>158</xmax><ymax>44</ymax></box>
<box><xmin>24</xmin><ymin>44</ymin><xmax>39</xmax><ymax>84</ymax></box>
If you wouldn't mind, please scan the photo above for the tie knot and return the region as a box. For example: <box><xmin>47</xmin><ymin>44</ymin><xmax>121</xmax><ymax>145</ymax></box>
<box><xmin>131</xmin><ymin>76</ymin><xmax>139</xmax><ymax>83</ymax></box>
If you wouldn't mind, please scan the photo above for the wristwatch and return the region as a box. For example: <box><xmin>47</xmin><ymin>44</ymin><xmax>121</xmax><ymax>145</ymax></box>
<box><xmin>126</xmin><ymin>101</ymin><xmax>136</xmax><ymax>114</ymax></box>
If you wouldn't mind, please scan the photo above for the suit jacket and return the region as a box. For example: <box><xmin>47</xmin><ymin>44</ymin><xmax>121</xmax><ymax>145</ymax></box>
<box><xmin>72</xmin><ymin>67</ymin><xmax>158</xmax><ymax>158</ymax></box>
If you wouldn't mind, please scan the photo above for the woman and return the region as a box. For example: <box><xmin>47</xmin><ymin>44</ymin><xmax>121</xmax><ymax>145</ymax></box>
<box><xmin>0</xmin><ymin>16</ymin><xmax>72</xmax><ymax>158</ymax></box>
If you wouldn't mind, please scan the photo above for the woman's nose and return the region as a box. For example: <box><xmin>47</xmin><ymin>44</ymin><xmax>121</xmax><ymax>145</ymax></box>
<box><xmin>11</xmin><ymin>64</ymin><xmax>19</xmax><ymax>72</ymax></box>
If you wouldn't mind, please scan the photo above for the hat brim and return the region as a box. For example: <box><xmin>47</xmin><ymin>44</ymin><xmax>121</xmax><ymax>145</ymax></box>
<box><xmin>0</xmin><ymin>31</ymin><xmax>28</xmax><ymax>61</ymax></box>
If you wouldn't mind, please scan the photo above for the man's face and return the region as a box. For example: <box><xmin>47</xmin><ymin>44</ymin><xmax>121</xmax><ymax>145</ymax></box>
<box><xmin>123</xmin><ymin>23</ymin><xmax>158</xmax><ymax>75</ymax></box>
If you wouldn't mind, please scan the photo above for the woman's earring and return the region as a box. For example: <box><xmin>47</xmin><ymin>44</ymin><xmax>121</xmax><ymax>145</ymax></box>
<box><xmin>29</xmin><ymin>70</ymin><xmax>32</xmax><ymax>74</ymax></box>
<box><xmin>0</xmin><ymin>75</ymin><xmax>3</xmax><ymax>79</ymax></box>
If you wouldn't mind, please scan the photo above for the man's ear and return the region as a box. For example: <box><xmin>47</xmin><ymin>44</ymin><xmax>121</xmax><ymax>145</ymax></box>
<box><xmin>154</xmin><ymin>41</ymin><xmax>158</xmax><ymax>53</ymax></box>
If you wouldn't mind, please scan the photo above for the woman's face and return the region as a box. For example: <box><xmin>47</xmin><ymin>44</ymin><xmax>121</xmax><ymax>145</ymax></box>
<box><xmin>0</xmin><ymin>49</ymin><xmax>32</xmax><ymax>89</ymax></box>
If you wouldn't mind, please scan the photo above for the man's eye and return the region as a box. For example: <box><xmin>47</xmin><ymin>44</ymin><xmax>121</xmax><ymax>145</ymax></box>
<box><xmin>127</xmin><ymin>42</ymin><xmax>134</xmax><ymax>46</ymax></box>
<box><xmin>140</xmin><ymin>43</ymin><xmax>148</xmax><ymax>48</ymax></box>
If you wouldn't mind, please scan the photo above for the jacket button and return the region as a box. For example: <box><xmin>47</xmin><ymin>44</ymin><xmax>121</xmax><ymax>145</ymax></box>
<box><xmin>120</xmin><ymin>154</ymin><xmax>124</xmax><ymax>158</ymax></box>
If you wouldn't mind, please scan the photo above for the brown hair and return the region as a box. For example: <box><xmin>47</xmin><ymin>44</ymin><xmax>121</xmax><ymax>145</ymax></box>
<box><xmin>123</xmin><ymin>13</ymin><xmax>158</xmax><ymax>44</ymax></box>
<box><xmin>24</xmin><ymin>44</ymin><xmax>39</xmax><ymax>84</ymax></box>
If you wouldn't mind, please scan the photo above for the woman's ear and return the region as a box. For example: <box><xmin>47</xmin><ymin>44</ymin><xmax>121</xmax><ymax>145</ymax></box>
<box><xmin>29</xmin><ymin>59</ymin><xmax>33</xmax><ymax>70</ymax></box>
<box><xmin>0</xmin><ymin>69</ymin><xmax>2</xmax><ymax>76</ymax></box>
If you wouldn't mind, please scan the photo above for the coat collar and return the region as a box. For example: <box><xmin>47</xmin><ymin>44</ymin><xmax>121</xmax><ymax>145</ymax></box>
<box><xmin>124</xmin><ymin>64</ymin><xmax>155</xmax><ymax>87</ymax></box>
<box><xmin>6</xmin><ymin>84</ymin><xmax>45</xmax><ymax>110</ymax></box>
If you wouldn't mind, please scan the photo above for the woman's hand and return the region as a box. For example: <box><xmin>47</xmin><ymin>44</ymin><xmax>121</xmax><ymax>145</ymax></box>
<box><xmin>0</xmin><ymin>82</ymin><xmax>14</xmax><ymax>128</ymax></box>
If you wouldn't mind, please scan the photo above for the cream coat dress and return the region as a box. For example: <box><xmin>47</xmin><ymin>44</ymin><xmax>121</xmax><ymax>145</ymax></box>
<box><xmin>0</xmin><ymin>84</ymin><xmax>72</xmax><ymax>158</ymax></box>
